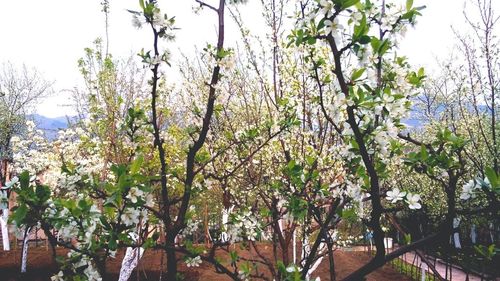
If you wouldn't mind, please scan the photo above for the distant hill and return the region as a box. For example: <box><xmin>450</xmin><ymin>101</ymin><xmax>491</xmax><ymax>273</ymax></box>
<box><xmin>28</xmin><ymin>114</ymin><xmax>424</xmax><ymax>140</ymax></box>
<box><xmin>28</xmin><ymin>114</ymin><xmax>70</xmax><ymax>140</ymax></box>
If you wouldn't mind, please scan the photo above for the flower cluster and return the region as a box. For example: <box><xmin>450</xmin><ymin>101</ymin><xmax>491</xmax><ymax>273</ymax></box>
<box><xmin>335</xmin><ymin>233</ymin><xmax>364</xmax><ymax>248</ymax></box>
<box><xmin>179</xmin><ymin>219</ymin><xmax>200</xmax><ymax>238</ymax></box>
<box><xmin>11</xmin><ymin>121</ymin><xmax>58</xmax><ymax>180</ymax></box>
<box><xmin>185</xmin><ymin>256</ymin><xmax>202</xmax><ymax>267</ymax></box>
<box><xmin>460</xmin><ymin>177</ymin><xmax>490</xmax><ymax>200</ymax></box>
<box><xmin>121</xmin><ymin>207</ymin><xmax>147</xmax><ymax>226</ymax></box>
<box><xmin>51</xmin><ymin>251</ymin><xmax>102</xmax><ymax>281</ymax></box>
<box><xmin>227</xmin><ymin>210</ymin><xmax>263</xmax><ymax>242</ymax></box>
<box><xmin>386</xmin><ymin>188</ymin><xmax>422</xmax><ymax>209</ymax></box>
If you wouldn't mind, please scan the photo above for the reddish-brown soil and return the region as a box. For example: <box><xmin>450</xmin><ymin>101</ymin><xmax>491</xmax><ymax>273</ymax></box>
<box><xmin>0</xmin><ymin>245</ymin><xmax>411</xmax><ymax>281</ymax></box>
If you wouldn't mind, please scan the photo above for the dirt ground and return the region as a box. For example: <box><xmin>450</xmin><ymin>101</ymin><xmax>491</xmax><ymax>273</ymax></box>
<box><xmin>0</xmin><ymin>244</ymin><xmax>411</xmax><ymax>281</ymax></box>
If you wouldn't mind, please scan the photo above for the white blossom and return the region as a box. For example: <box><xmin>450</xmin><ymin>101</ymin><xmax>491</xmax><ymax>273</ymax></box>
<box><xmin>131</xmin><ymin>15</ymin><xmax>142</xmax><ymax>28</ymax></box>
<box><xmin>386</xmin><ymin>188</ymin><xmax>406</xmax><ymax>203</ymax></box>
<box><xmin>323</xmin><ymin>18</ymin><xmax>344</xmax><ymax>44</ymax></box>
<box><xmin>121</xmin><ymin>208</ymin><xmax>141</xmax><ymax>226</ymax></box>
<box><xmin>460</xmin><ymin>178</ymin><xmax>484</xmax><ymax>200</ymax></box>
<box><xmin>51</xmin><ymin>271</ymin><xmax>64</xmax><ymax>281</ymax></box>
<box><xmin>406</xmin><ymin>193</ymin><xmax>421</xmax><ymax>210</ymax></box>
<box><xmin>126</xmin><ymin>187</ymin><xmax>144</xmax><ymax>203</ymax></box>
<box><xmin>185</xmin><ymin>256</ymin><xmax>202</xmax><ymax>267</ymax></box>
<box><xmin>318</xmin><ymin>0</ymin><xmax>334</xmax><ymax>18</ymax></box>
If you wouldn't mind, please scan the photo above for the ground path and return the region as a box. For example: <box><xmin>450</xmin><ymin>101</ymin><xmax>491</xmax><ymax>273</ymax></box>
<box><xmin>350</xmin><ymin>245</ymin><xmax>495</xmax><ymax>281</ymax></box>
<box><xmin>0</xmin><ymin>245</ymin><xmax>412</xmax><ymax>280</ymax></box>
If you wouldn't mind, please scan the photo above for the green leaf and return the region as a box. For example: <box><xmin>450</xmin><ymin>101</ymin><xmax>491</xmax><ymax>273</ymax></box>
<box><xmin>358</xmin><ymin>35</ymin><xmax>371</xmax><ymax>44</ymax></box>
<box><xmin>277</xmin><ymin>260</ymin><xmax>287</xmax><ymax>274</ymax></box>
<box><xmin>401</xmin><ymin>10</ymin><xmax>416</xmax><ymax>20</ymax></box>
<box><xmin>351</xmin><ymin>68</ymin><xmax>366</xmax><ymax>81</ymax></box>
<box><xmin>370</xmin><ymin>37</ymin><xmax>380</xmax><ymax>52</ymax></box>
<box><xmin>288</xmin><ymin>197</ymin><xmax>308</xmax><ymax>219</ymax></box>
<box><xmin>230</xmin><ymin>251</ymin><xmax>238</xmax><ymax>263</ymax></box>
<box><xmin>35</xmin><ymin>185</ymin><xmax>51</xmax><ymax>204</ymax></box>
<box><xmin>109</xmin><ymin>237</ymin><xmax>117</xmax><ymax>250</ymax></box>
<box><xmin>323</xmin><ymin>74</ymin><xmax>332</xmax><ymax>83</ymax></box>
<box><xmin>353</xmin><ymin>14</ymin><xmax>368</xmax><ymax>39</ymax></box>
<box><xmin>286</xmin><ymin>160</ymin><xmax>297</xmax><ymax>172</ymax></box>
<box><xmin>305</xmin><ymin>155</ymin><xmax>316</xmax><ymax>166</ymax></box>
<box><xmin>307</xmin><ymin>36</ymin><xmax>317</xmax><ymax>45</ymax></box>
<box><xmin>485</xmin><ymin>167</ymin><xmax>499</xmax><ymax>189</ymax></box>
<box><xmin>378</xmin><ymin>39</ymin><xmax>391</xmax><ymax>56</ymax></box>
<box><xmin>19</xmin><ymin>171</ymin><xmax>30</xmax><ymax>190</ymax></box>
<box><xmin>342</xmin><ymin>208</ymin><xmax>358</xmax><ymax>222</ymax></box>
<box><xmin>341</xmin><ymin>0</ymin><xmax>360</xmax><ymax>9</ymax></box>
<box><xmin>420</xmin><ymin>145</ymin><xmax>428</xmax><ymax>161</ymax></box>
<box><xmin>474</xmin><ymin>244</ymin><xmax>497</xmax><ymax>261</ymax></box>
<box><xmin>130</xmin><ymin>154</ymin><xmax>144</xmax><ymax>175</ymax></box>
<box><xmin>406</xmin><ymin>0</ymin><xmax>413</xmax><ymax>11</ymax></box>
<box><xmin>11</xmin><ymin>205</ymin><xmax>28</xmax><ymax>225</ymax></box>
<box><xmin>295</xmin><ymin>29</ymin><xmax>304</xmax><ymax>46</ymax></box>
<box><xmin>404</xmin><ymin>233</ymin><xmax>412</xmax><ymax>245</ymax></box>
<box><xmin>418</xmin><ymin>67</ymin><xmax>425</xmax><ymax>77</ymax></box>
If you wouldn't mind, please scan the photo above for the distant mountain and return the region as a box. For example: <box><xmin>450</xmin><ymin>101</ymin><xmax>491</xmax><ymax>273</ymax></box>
<box><xmin>28</xmin><ymin>114</ymin><xmax>70</xmax><ymax>140</ymax></box>
<box><xmin>28</xmin><ymin>113</ymin><xmax>425</xmax><ymax>141</ymax></box>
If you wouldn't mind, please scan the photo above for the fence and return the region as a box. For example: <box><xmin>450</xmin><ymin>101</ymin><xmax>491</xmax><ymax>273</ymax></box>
<box><xmin>362</xmin><ymin>237</ymin><xmax>497</xmax><ymax>281</ymax></box>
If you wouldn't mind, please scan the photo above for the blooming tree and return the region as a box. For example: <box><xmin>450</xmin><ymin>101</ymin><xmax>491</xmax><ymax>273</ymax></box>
<box><xmin>8</xmin><ymin>0</ymin><xmax>500</xmax><ymax>280</ymax></box>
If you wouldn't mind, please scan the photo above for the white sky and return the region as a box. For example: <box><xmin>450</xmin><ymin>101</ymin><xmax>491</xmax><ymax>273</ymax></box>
<box><xmin>0</xmin><ymin>0</ymin><xmax>498</xmax><ymax>117</ymax></box>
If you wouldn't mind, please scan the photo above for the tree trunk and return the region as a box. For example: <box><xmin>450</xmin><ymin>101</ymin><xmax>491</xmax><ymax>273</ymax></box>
<box><xmin>1</xmin><ymin>209</ymin><xmax>10</xmax><ymax>251</ymax></box>
<box><xmin>165</xmin><ymin>234</ymin><xmax>177</xmax><ymax>280</ymax></box>
<box><xmin>220</xmin><ymin>205</ymin><xmax>233</xmax><ymax>242</ymax></box>
<box><xmin>301</xmin><ymin>234</ymin><xmax>326</xmax><ymax>279</ymax></box>
<box><xmin>306</xmin><ymin>242</ymin><xmax>326</xmax><ymax>280</ymax></box>
<box><xmin>452</xmin><ymin>218</ymin><xmax>461</xmax><ymax>249</ymax></box>
<box><xmin>21</xmin><ymin>227</ymin><xmax>31</xmax><ymax>273</ymax></box>
<box><xmin>327</xmin><ymin>240</ymin><xmax>336</xmax><ymax>281</ymax></box>
<box><xmin>292</xmin><ymin>228</ymin><xmax>297</xmax><ymax>264</ymax></box>
<box><xmin>301</xmin><ymin>234</ymin><xmax>309</xmax><ymax>267</ymax></box>
<box><xmin>471</xmin><ymin>224</ymin><xmax>477</xmax><ymax>244</ymax></box>
<box><xmin>118</xmin><ymin>247</ymin><xmax>144</xmax><ymax>281</ymax></box>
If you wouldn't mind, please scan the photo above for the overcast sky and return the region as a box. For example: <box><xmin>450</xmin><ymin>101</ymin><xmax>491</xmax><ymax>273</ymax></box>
<box><xmin>0</xmin><ymin>0</ymin><xmax>498</xmax><ymax>117</ymax></box>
